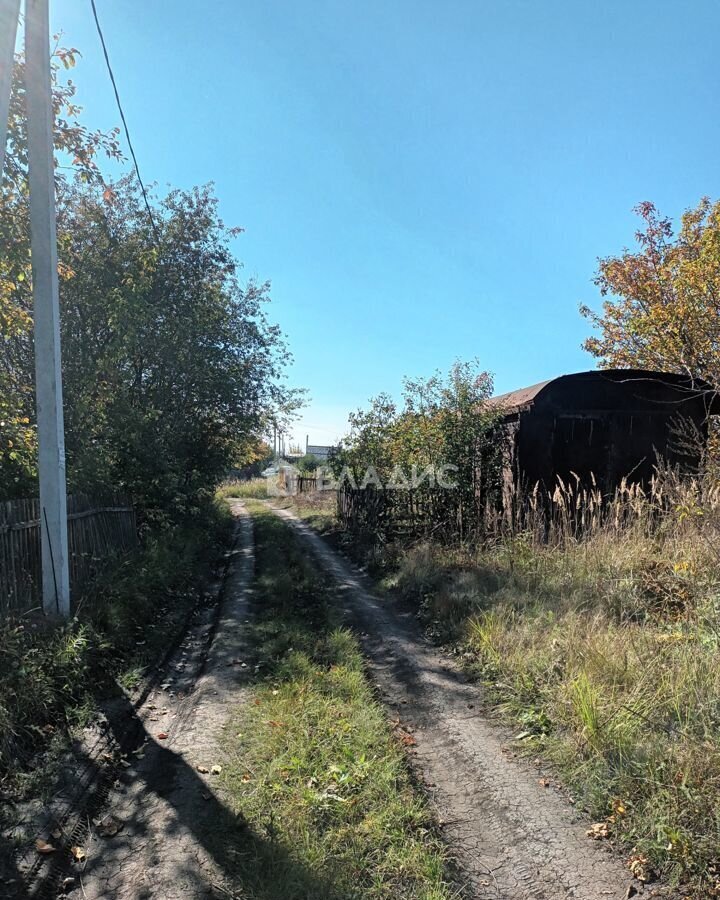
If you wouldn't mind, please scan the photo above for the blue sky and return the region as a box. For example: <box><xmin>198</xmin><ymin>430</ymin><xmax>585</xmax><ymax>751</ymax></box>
<box><xmin>50</xmin><ymin>0</ymin><xmax>720</xmax><ymax>447</ymax></box>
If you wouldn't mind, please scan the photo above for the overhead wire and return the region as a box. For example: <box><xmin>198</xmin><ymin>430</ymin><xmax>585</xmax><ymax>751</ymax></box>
<box><xmin>88</xmin><ymin>0</ymin><xmax>161</xmax><ymax>248</ymax></box>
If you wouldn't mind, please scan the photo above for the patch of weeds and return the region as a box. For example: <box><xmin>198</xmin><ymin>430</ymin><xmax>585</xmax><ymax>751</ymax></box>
<box><xmin>216</xmin><ymin>477</ymin><xmax>268</xmax><ymax>500</ymax></box>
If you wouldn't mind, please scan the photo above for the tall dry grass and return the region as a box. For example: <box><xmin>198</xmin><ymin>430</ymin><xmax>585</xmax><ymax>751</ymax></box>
<box><xmin>386</xmin><ymin>470</ymin><xmax>720</xmax><ymax>895</ymax></box>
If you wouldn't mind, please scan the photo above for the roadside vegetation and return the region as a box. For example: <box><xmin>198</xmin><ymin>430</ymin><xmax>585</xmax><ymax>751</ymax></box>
<box><xmin>392</xmin><ymin>479</ymin><xmax>720</xmax><ymax>894</ymax></box>
<box><xmin>219</xmin><ymin>503</ymin><xmax>457</xmax><ymax>900</ymax></box>
<box><xmin>0</xmin><ymin>39</ymin><xmax>294</xmax><ymax>815</ymax></box>
<box><xmin>217</xmin><ymin>477</ymin><xmax>269</xmax><ymax>500</ymax></box>
<box><xmin>300</xmin><ymin>199</ymin><xmax>720</xmax><ymax>896</ymax></box>
<box><xmin>293</xmin><ymin>474</ymin><xmax>720</xmax><ymax>896</ymax></box>
<box><xmin>0</xmin><ymin>499</ymin><xmax>233</xmax><ymax>792</ymax></box>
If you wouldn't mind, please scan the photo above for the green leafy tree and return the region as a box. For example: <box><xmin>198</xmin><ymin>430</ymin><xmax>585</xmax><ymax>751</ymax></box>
<box><xmin>334</xmin><ymin>360</ymin><xmax>503</xmax><ymax>507</ymax></box>
<box><xmin>1</xmin><ymin>41</ymin><xmax>296</xmax><ymax>515</ymax></box>
<box><xmin>56</xmin><ymin>177</ymin><xmax>292</xmax><ymax>519</ymax></box>
<box><xmin>1</xmin><ymin>41</ymin><xmax>121</xmax><ymax>496</ymax></box>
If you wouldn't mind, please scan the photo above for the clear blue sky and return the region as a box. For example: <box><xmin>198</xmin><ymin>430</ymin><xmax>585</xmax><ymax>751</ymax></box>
<box><xmin>51</xmin><ymin>0</ymin><xmax>720</xmax><ymax>447</ymax></box>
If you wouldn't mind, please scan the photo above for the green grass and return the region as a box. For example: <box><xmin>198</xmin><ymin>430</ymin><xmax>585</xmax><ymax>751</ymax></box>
<box><xmin>218</xmin><ymin>502</ymin><xmax>457</xmax><ymax>900</ymax></box>
<box><xmin>270</xmin><ymin>489</ymin><xmax>338</xmax><ymax>534</ymax></box>
<box><xmin>217</xmin><ymin>477</ymin><xmax>268</xmax><ymax>500</ymax></box>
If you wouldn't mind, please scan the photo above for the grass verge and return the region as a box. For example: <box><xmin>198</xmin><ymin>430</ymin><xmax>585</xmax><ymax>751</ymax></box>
<box><xmin>217</xmin><ymin>477</ymin><xmax>268</xmax><ymax>500</ymax></box>
<box><xmin>218</xmin><ymin>502</ymin><xmax>457</xmax><ymax>900</ymax></box>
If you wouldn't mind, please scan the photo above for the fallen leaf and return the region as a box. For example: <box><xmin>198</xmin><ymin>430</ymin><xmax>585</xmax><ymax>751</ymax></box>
<box><xmin>241</xmin><ymin>773</ymin><xmax>252</xmax><ymax>783</ymax></box>
<box><xmin>35</xmin><ymin>838</ymin><xmax>55</xmax><ymax>854</ymax></box>
<box><xmin>95</xmin><ymin>814</ymin><xmax>123</xmax><ymax>838</ymax></box>
<box><xmin>69</xmin><ymin>845</ymin><xmax>86</xmax><ymax>862</ymax></box>
<box><xmin>156</xmin><ymin>732</ymin><xmax>169</xmax><ymax>740</ymax></box>
<box><xmin>587</xmin><ymin>822</ymin><xmax>610</xmax><ymax>840</ymax></box>
<box><xmin>538</xmin><ymin>778</ymin><xmax>550</xmax><ymax>788</ymax></box>
<box><xmin>627</xmin><ymin>852</ymin><xmax>653</xmax><ymax>882</ymax></box>
<box><xmin>211</xmin><ymin>764</ymin><xmax>222</xmax><ymax>775</ymax></box>
<box><xmin>196</xmin><ymin>764</ymin><xmax>209</xmax><ymax>774</ymax></box>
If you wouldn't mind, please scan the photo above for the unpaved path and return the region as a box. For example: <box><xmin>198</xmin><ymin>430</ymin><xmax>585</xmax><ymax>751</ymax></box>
<box><xmin>270</xmin><ymin>505</ymin><xmax>668</xmax><ymax>900</ymax></box>
<box><xmin>67</xmin><ymin>501</ymin><xmax>255</xmax><ymax>900</ymax></box>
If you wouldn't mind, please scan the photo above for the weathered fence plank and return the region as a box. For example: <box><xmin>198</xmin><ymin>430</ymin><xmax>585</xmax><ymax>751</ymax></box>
<box><xmin>0</xmin><ymin>493</ymin><xmax>137</xmax><ymax>617</ymax></box>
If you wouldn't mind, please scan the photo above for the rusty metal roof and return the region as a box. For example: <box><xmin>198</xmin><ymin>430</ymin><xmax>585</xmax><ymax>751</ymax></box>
<box><xmin>488</xmin><ymin>378</ymin><xmax>554</xmax><ymax>413</ymax></box>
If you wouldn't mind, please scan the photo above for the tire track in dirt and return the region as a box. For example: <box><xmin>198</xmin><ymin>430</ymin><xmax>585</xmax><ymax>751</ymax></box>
<box><xmin>270</xmin><ymin>505</ymin><xmax>671</xmax><ymax>900</ymax></box>
<box><xmin>68</xmin><ymin>500</ymin><xmax>256</xmax><ymax>900</ymax></box>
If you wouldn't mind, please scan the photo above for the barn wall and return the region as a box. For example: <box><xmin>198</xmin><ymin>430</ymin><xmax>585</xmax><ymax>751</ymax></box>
<box><xmin>511</xmin><ymin>374</ymin><xmax>712</xmax><ymax>493</ymax></box>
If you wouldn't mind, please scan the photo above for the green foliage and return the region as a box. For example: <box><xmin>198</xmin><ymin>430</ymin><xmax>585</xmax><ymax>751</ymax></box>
<box><xmin>296</xmin><ymin>452</ymin><xmax>320</xmax><ymax>473</ymax></box>
<box><xmin>55</xmin><ymin>177</ymin><xmax>290</xmax><ymax>519</ymax></box>
<box><xmin>333</xmin><ymin>359</ymin><xmax>503</xmax><ymax>491</ymax></box>
<box><xmin>1</xmin><ymin>43</ymin><xmax>295</xmax><ymax>515</ymax></box>
<box><xmin>219</xmin><ymin>505</ymin><xmax>456</xmax><ymax>899</ymax></box>
<box><xmin>1</xmin><ymin>42</ymin><xmax>123</xmax><ymax>497</ymax></box>
<box><xmin>0</xmin><ymin>499</ymin><xmax>233</xmax><ymax>780</ymax></box>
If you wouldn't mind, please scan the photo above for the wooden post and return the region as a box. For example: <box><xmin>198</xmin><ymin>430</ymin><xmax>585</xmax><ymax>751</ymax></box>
<box><xmin>0</xmin><ymin>0</ymin><xmax>20</xmax><ymax>176</ymax></box>
<box><xmin>25</xmin><ymin>0</ymin><xmax>71</xmax><ymax>616</ymax></box>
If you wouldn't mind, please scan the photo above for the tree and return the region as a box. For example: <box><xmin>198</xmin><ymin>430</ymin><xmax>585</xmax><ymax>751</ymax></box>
<box><xmin>56</xmin><ymin>177</ymin><xmax>292</xmax><ymax>519</ymax></box>
<box><xmin>334</xmin><ymin>360</ymin><xmax>502</xmax><ymax>495</ymax></box>
<box><xmin>581</xmin><ymin>199</ymin><xmax>720</xmax><ymax>389</ymax></box>
<box><xmin>1</xmin><ymin>40</ymin><xmax>121</xmax><ymax>497</ymax></box>
<box><xmin>1</xmin><ymin>41</ymin><xmax>296</xmax><ymax>514</ymax></box>
<box><xmin>296</xmin><ymin>454</ymin><xmax>319</xmax><ymax>473</ymax></box>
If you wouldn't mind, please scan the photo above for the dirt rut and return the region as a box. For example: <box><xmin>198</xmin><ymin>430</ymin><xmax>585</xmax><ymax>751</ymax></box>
<box><xmin>270</xmin><ymin>505</ymin><xmax>665</xmax><ymax>900</ymax></box>
<box><xmin>67</xmin><ymin>501</ymin><xmax>255</xmax><ymax>900</ymax></box>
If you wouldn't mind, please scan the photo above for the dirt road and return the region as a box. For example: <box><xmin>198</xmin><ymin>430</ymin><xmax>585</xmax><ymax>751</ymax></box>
<box><xmin>270</xmin><ymin>505</ymin><xmax>660</xmax><ymax>900</ymax></box>
<box><xmin>46</xmin><ymin>501</ymin><xmax>670</xmax><ymax>899</ymax></box>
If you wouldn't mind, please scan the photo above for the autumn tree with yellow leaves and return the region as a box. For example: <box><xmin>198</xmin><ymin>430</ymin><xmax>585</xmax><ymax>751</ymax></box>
<box><xmin>581</xmin><ymin>198</ymin><xmax>720</xmax><ymax>390</ymax></box>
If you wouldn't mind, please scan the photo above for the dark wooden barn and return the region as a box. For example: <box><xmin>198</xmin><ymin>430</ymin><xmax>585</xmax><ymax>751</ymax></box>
<box><xmin>491</xmin><ymin>369</ymin><xmax>719</xmax><ymax>494</ymax></box>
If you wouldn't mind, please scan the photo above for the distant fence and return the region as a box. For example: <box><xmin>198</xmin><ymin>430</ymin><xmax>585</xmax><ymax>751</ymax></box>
<box><xmin>277</xmin><ymin>470</ymin><xmax>320</xmax><ymax>495</ymax></box>
<box><xmin>0</xmin><ymin>493</ymin><xmax>137</xmax><ymax>617</ymax></box>
<box><xmin>336</xmin><ymin>472</ymin><xmax>720</xmax><ymax>545</ymax></box>
<box><xmin>337</xmin><ymin>484</ymin><xmax>478</xmax><ymax>542</ymax></box>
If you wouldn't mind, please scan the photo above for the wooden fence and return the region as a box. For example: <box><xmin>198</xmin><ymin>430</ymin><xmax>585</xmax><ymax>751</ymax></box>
<box><xmin>337</xmin><ymin>485</ymin><xmax>477</xmax><ymax>542</ymax></box>
<box><xmin>336</xmin><ymin>474</ymin><xmax>699</xmax><ymax>546</ymax></box>
<box><xmin>277</xmin><ymin>470</ymin><xmax>320</xmax><ymax>495</ymax></box>
<box><xmin>0</xmin><ymin>493</ymin><xmax>137</xmax><ymax>617</ymax></box>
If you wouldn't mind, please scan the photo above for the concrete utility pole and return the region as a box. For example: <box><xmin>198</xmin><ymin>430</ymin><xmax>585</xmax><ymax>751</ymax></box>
<box><xmin>0</xmin><ymin>0</ymin><xmax>20</xmax><ymax>175</ymax></box>
<box><xmin>25</xmin><ymin>0</ymin><xmax>71</xmax><ymax>616</ymax></box>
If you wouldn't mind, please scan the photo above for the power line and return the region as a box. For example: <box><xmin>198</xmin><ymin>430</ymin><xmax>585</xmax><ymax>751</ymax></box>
<box><xmin>89</xmin><ymin>0</ymin><xmax>161</xmax><ymax>247</ymax></box>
